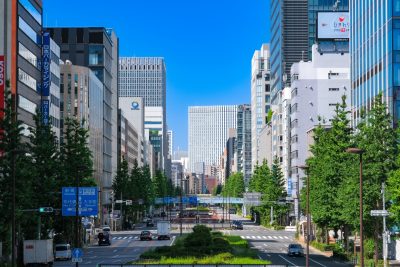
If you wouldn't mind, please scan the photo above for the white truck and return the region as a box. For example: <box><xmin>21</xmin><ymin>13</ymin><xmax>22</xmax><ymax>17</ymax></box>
<box><xmin>23</xmin><ymin>239</ymin><xmax>54</xmax><ymax>266</ymax></box>
<box><xmin>157</xmin><ymin>221</ymin><xmax>171</xmax><ymax>240</ymax></box>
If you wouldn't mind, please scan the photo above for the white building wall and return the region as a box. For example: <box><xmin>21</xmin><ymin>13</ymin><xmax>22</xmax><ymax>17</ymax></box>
<box><xmin>290</xmin><ymin>45</ymin><xmax>350</xmax><ymax>190</ymax></box>
<box><xmin>50</xmin><ymin>38</ymin><xmax>60</xmax><ymax>140</ymax></box>
<box><xmin>188</xmin><ymin>105</ymin><xmax>238</xmax><ymax>172</ymax></box>
<box><xmin>281</xmin><ymin>87</ymin><xmax>291</xmax><ymax>195</ymax></box>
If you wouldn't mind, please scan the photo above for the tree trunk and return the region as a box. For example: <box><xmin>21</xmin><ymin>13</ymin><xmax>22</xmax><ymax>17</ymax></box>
<box><xmin>374</xmin><ymin>219</ymin><xmax>379</xmax><ymax>264</ymax></box>
<box><xmin>325</xmin><ymin>227</ymin><xmax>329</xmax><ymax>244</ymax></box>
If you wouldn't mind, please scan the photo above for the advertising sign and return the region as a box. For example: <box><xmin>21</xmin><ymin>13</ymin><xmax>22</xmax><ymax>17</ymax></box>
<box><xmin>0</xmin><ymin>56</ymin><xmax>5</xmax><ymax>119</ymax></box>
<box><xmin>287</xmin><ymin>178</ymin><xmax>292</xmax><ymax>197</ymax></box>
<box><xmin>41</xmin><ymin>32</ymin><xmax>50</xmax><ymax>97</ymax></box>
<box><xmin>41</xmin><ymin>99</ymin><xmax>49</xmax><ymax>125</ymax></box>
<box><xmin>317</xmin><ymin>12</ymin><xmax>350</xmax><ymax>40</ymax></box>
<box><xmin>62</xmin><ymin>187</ymin><xmax>98</xmax><ymax>216</ymax></box>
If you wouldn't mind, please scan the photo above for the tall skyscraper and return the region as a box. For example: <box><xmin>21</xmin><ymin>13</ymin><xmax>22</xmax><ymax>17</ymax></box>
<box><xmin>49</xmin><ymin>27</ymin><xmax>119</xmax><ymax>210</ymax></box>
<box><xmin>270</xmin><ymin>0</ymin><xmax>308</xmax><ymax>104</ymax></box>
<box><xmin>0</xmin><ymin>0</ymin><xmax>44</xmax><ymax>132</ymax></box>
<box><xmin>251</xmin><ymin>44</ymin><xmax>271</xmax><ymax>170</ymax></box>
<box><xmin>119</xmin><ymin>57</ymin><xmax>168</xmax><ymax>172</ymax></box>
<box><xmin>236</xmin><ymin>104</ymin><xmax>252</xmax><ymax>186</ymax></box>
<box><xmin>350</xmin><ymin>0</ymin><xmax>400</xmax><ymax>126</ymax></box>
<box><xmin>188</xmin><ymin>105</ymin><xmax>238</xmax><ymax>172</ymax></box>
<box><xmin>167</xmin><ymin>130</ymin><xmax>173</xmax><ymax>158</ymax></box>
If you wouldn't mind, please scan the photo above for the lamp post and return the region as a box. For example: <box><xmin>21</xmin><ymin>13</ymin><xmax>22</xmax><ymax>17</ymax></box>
<box><xmin>346</xmin><ymin>147</ymin><xmax>364</xmax><ymax>267</ymax></box>
<box><xmin>299</xmin><ymin>165</ymin><xmax>310</xmax><ymax>267</ymax></box>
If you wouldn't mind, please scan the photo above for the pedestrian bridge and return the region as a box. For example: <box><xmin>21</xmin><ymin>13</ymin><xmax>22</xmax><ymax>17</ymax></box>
<box><xmin>154</xmin><ymin>196</ymin><xmax>244</xmax><ymax>204</ymax></box>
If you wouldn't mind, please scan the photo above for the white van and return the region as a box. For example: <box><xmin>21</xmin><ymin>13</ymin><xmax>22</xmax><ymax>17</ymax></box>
<box><xmin>54</xmin><ymin>244</ymin><xmax>71</xmax><ymax>260</ymax></box>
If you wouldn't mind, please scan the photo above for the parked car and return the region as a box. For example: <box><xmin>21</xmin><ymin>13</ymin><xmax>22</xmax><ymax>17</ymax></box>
<box><xmin>102</xmin><ymin>226</ymin><xmax>111</xmax><ymax>233</ymax></box>
<box><xmin>208</xmin><ymin>211</ymin><xmax>213</xmax><ymax>216</ymax></box>
<box><xmin>98</xmin><ymin>232</ymin><xmax>111</xmax><ymax>246</ymax></box>
<box><xmin>146</xmin><ymin>220</ymin><xmax>155</xmax><ymax>227</ymax></box>
<box><xmin>54</xmin><ymin>244</ymin><xmax>72</xmax><ymax>261</ymax></box>
<box><xmin>231</xmin><ymin>220</ymin><xmax>243</xmax><ymax>230</ymax></box>
<box><xmin>287</xmin><ymin>244</ymin><xmax>304</xmax><ymax>257</ymax></box>
<box><xmin>140</xmin><ymin>230</ymin><xmax>153</xmax><ymax>241</ymax></box>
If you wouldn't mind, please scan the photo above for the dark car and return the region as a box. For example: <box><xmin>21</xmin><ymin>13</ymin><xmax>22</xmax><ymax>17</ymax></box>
<box><xmin>140</xmin><ymin>230</ymin><xmax>153</xmax><ymax>241</ymax></box>
<box><xmin>146</xmin><ymin>220</ymin><xmax>155</xmax><ymax>227</ymax></box>
<box><xmin>98</xmin><ymin>232</ymin><xmax>111</xmax><ymax>246</ymax></box>
<box><xmin>231</xmin><ymin>220</ymin><xmax>243</xmax><ymax>230</ymax></box>
<box><xmin>287</xmin><ymin>243</ymin><xmax>304</xmax><ymax>257</ymax></box>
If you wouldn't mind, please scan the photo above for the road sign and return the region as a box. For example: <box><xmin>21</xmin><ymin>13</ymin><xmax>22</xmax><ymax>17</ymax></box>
<box><xmin>71</xmin><ymin>248</ymin><xmax>83</xmax><ymax>262</ymax></box>
<box><xmin>243</xmin><ymin>192</ymin><xmax>262</xmax><ymax>206</ymax></box>
<box><xmin>115</xmin><ymin>200</ymin><xmax>124</xmax><ymax>204</ymax></box>
<box><xmin>370</xmin><ymin>210</ymin><xmax>390</xmax><ymax>217</ymax></box>
<box><xmin>125</xmin><ymin>200</ymin><xmax>132</xmax><ymax>205</ymax></box>
<box><xmin>62</xmin><ymin>187</ymin><xmax>98</xmax><ymax>217</ymax></box>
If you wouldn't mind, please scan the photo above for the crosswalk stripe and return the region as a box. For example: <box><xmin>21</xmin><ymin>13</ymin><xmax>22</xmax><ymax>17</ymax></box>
<box><xmin>123</xmin><ymin>237</ymin><xmax>127</xmax><ymax>239</ymax></box>
<box><xmin>112</xmin><ymin>237</ymin><xmax>117</xmax><ymax>240</ymax></box>
<box><xmin>251</xmin><ymin>236</ymin><xmax>256</xmax><ymax>239</ymax></box>
<box><xmin>262</xmin><ymin>236</ymin><xmax>267</xmax><ymax>239</ymax></box>
<box><xmin>279</xmin><ymin>236</ymin><xmax>283</xmax><ymax>239</ymax></box>
<box><xmin>268</xmin><ymin>236</ymin><xmax>272</xmax><ymax>239</ymax></box>
<box><xmin>128</xmin><ymin>236</ymin><xmax>133</xmax><ymax>239</ymax></box>
<box><xmin>241</xmin><ymin>236</ymin><xmax>245</xmax><ymax>239</ymax></box>
<box><xmin>273</xmin><ymin>236</ymin><xmax>278</xmax><ymax>239</ymax></box>
<box><xmin>256</xmin><ymin>236</ymin><xmax>262</xmax><ymax>239</ymax></box>
<box><xmin>284</xmin><ymin>236</ymin><xmax>289</xmax><ymax>239</ymax></box>
<box><xmin>246</xmin><ymin>236</ymin><xmax>251</xmax><ymax>239</ymax></box>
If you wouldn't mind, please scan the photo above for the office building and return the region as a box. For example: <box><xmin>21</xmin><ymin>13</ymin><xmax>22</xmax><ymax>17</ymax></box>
<box><xmin>0</xmin><ymin>0</ymin><xmax>43</xmax><ymax>131</ymax></box>
<box><xmin>49</xmin><ymin>38</ymin><xmax>61</xmax><ymax>140</ymax></box>
<box><xmin>270</xmin><ymin>0</ymin><xmax>308</xmax><ymax>104</ymax></box>
<box><xmin>119</xmin><ymin>57</ymin><xmax>168</xmax><ymax>173</ymax></box>
<box><xmin>236</xmin><ymin>104</ymin><xmax>252</xmax><ymax>186</ymax></box>
<box><xmin>171</xmin><ymin>160</ymin><xmax>183</xmax><ymax>187</ymax></box>
<box><xmin>350</xmin><ymin>0</ymin><xmax>400</xmax><ymax>126</ymax></box>
<box><xmin>49</xmin><ymin>27</ymin><xmax>119</xmax><ymax>208</ymax></box>
<box><xmin>167</xmin><ymin>130</ymin><xmax>173</xmax><ymax>158</ymax></box>
<box><xmin>59</xmin><ymin>63</ymin><xmax>104</xmax><ymax>194</ymax></box>
<box><xmin>289</xmin><ymin>44</ymin><xmax>350</xmax><ymax>218</ymax></box>
<box><xmin>118</xmin><ymin>109</ymin><xmax>141</xmax><ymax>170</ymax></box>
<box><xmin>308</xmin><ymin>0</ymin><xmax>349</xmax><ymax>58</ymax></box>
<box><xmin>188</xmin><ymin>105</ymin><xmax>238</xmax><ymax>172</ymax></box>
<box><xmin>251</xmin><ymin>44</ymin><xmax>271</xmax><ymax>171</ymax></box>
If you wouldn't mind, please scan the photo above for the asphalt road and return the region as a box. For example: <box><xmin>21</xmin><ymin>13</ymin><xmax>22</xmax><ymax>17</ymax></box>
<box><xmin>54</xmin><ymin>229</ymin><xmax>176</xmax><ymax>267</ymax></box>
<box><xmin>223</xmin><ymin>213</ymin><xmax>352</xmax><ymax>267</ymax></box>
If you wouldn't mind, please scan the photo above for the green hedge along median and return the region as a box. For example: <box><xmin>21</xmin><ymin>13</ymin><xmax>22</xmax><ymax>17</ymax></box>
<box><xmin>134</xmin><ymin>224</ymin><xmax>270</xmax><ymax>264</ymax></box>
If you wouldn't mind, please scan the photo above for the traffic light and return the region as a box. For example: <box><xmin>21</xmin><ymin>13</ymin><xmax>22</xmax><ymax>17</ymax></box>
<box><xmin>38</xmin><ymin>207</ymin><xmax>54</xmax><ymax>213</ymax></box>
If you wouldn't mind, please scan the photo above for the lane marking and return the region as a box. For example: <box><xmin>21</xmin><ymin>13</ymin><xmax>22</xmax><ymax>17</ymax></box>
<box><xmin>273</xmin><ymin>236</ymin><xmax>278</xmax><ymax>239</ymax></box>
<box><xmin>268</xmin><ymin>236</ymin><xmax>273</xmax><ymax>239</ymax></box>
<box><xmin>284</xmin><ymin>236</ymin><xmax>289</xmax><ymax>239</ymax></box>
<box><xmin>113</xmin><ymin>249</ymin><xmax>118</xmax><ymax>253</ymax></box>
<box><xmin>251</xmin><ymin>236</ymin><xmax>256</xmax><ymax>239</ymax></box>
<box><xmin>128</xmin><ymin>236</ymin><xmax>133</xmax><ymax>239</ymax></box>
<box><xmin>123</xmin><ymin>236</ymin><xmax>127</xmax><ymax>239</ymax></box>
<box><xmin>262</xmin><ymin>236</ymin><xmax>267</xmax><ymax>239</ymax></box>
<box><xmin>310</xmin><ymin>258</ymin><xmax>328</xmax><ymax>267</ymax></box>
<box><xmin>256</xmin><ymin>236</ymin><xmax>262</xmax><ymax>239</ymax></box>
<box><xmin>263</xmin><ymin>243</ymin><xmax>268</xmax><ymax>247</ymax></box>
<box><xmin>279</xmin><ymin>236</ymin><xmax>284</xmax><ymax>239</ymax></box>
<box><xmin>278</xmin><ymin>255</ymin><xmax>297</xmax><ymax>266</ymax></box>
<box><xmin>246</xmin><ymin>236</ymin><xmax>251</xmax><ymax>239</ymax></box>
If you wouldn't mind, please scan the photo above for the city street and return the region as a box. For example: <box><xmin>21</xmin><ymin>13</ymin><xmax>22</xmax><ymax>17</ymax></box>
<box><xmin>221</xmin><ymin>212</ymin><xmax>352</xmax><ymax>267</ymax></box>
<box><xmin>54</xmin><ymin>230</ymin><xmax>176</xmax><ymax>267</ymax></box>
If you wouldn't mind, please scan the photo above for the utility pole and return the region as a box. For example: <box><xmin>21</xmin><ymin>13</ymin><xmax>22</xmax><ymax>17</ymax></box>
<box><xmin>75</xmin><ymin>173</ymin><xmax>79</xmax><ymax>267</ymax></box>
<box><xmin>382</xmin><ymin>182</ymin><xmax>388</xmax><ymax>267</ymax></box>
<box><xmin>179</xmin><ymin>173</ymin><xmax>183</xmax><ymax>236</ymax></box>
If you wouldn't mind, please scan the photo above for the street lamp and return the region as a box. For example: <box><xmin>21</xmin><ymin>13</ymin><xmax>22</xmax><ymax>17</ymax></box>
<box><xmin>299</xmin><ymin>165</ymin><xmax>310</xmax><ymax>267</ymax></box>
<box><xmin>346</xmin><ymin>147</ymin><xmax>364</xmax><ymax>267</ymax></box>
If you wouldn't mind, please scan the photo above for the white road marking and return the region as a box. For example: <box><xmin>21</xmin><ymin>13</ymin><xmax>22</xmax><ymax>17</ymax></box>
<box><xmin>278</xmin><ymin>255</ymin><xmax>297</xmax><ymax>266</ymax></box>
<box><xmin>262</xmin><ymin>236</ymin><xmax>267</xmax><ymax>239</ymax></box>
<box><xmin>273</xmin><ymin>236</ymin><xmax>278</xmax><ymax>239</ymax></box>
<box><xmin>279</xmin><ymin>236</ymin><xmax>284</xmax><ymax>239</ymax></box>
<box><xmin>128</xmin><ymin>236</ymin><xmax>133</xmax><ymax>239</ymax></box>
<box><xmin>284</xmin><ymin>236</ymin><xmax>289</xmax><ymax>239</ymax></box>
<box><xmin>268</xmin><ymin>236</ymin><xmax>273</xmax><ymax>239</ymax></box>
<box><xmin>123</xmin><ymin>236</ymin><xmax>127</xmax><ymax>239</ymax></box>
<box><xmin>113</xmin><ymin>249</ymin><xmax>118</xmax><ymax>253</ymax></box>
<box><xmin>256</xmin><ymin>236</ymin><xmax>262</xmax><ymax>239</ymax></box>
<box><xmin>241</xmin><ymin>236</ymin><xmax>245</xmax><ymax>239</ymax></box>
<box><xmin>112</xmin><ymin>255</ymin><xmax>120</xmax><ymax>259</ymax></box>
<box><xmin>310</xmin><ymin>258</ymin><xmax>328</xmax><ymax>267</ymax></box>
<box><xmin>246</xmin><ymin>236</ymin><xmax>251</xmax><ymax>239</ymax></box>
<box><xmin>251</xmin><ymin>236</ymin><xmax>256</xmax><ymax>239</ymax></box>
<box><xmin>263</xmin><ymin>243</ymin><xmax>268</xmax><ymax>247</ymax></box>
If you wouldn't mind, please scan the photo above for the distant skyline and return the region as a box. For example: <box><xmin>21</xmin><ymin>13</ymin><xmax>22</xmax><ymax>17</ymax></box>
<box><xmin>44</xmin><ymin>0</ymin><xmax>270</xmax><ymax>151</ymax></box>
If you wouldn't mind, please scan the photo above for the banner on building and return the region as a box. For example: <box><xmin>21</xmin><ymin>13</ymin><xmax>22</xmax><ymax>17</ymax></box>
<box><xmin>41</xmin><ymin>32</ymin><xmax>50</xmax><ymax>97</ymax></box>
<box><xmin>317</xmin><ymin>12</ymin><xmax>350</xmax><ymax>40</ymax></box>
<box><xmin>0</xmin><ymin>56</ymin><xmax>4</xmax><ymax>119</ymax></box>
<box><xmin>41</xmin><ymin>99</ymin><xmax>50</xmax><ymax>125</ymax></box>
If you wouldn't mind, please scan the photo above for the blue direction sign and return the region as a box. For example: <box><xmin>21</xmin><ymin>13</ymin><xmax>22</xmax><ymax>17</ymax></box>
<box><xmin>72</xmin><ymin>248</ymin><xmax>83</xmax><ymax>262</ymax></box>
<box><xmin>62</xmin><ymin>187</ymin><xmax>98</xmax><ymax>216</ymax></box>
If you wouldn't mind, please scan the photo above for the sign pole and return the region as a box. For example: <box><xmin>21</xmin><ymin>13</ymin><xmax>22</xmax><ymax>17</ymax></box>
<box><xmin>75</xmin><ymin>179</ymin><xmax>79</xmax><ymax>267</ymax></box>
<box><xmin>382</xmin><ymin>183</ymin><xmax>387</xmax><ymax>267</ymax></box>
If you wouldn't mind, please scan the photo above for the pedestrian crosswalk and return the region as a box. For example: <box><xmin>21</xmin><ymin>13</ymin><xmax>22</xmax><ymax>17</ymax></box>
<box><xmin>112</xmin><ymin>236</ymin><xmax>139</xmax><ymax>240</ymax></box>
<box><xmin>240</xmin><ymin>235</ymin><xmax>290</xmax><ymax>240</ymax></box>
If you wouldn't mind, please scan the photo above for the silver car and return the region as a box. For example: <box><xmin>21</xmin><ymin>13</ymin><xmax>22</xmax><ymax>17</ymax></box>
<box><xmin>287</xmin><ymin>243</ymin><xmax>304</xmax><ymax>257</ymax></box>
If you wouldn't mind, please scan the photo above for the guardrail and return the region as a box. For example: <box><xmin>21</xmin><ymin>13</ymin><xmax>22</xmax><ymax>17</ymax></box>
<box><xmin>98</xmin><ymin>265</ymin><xmax>288</xmax><ymax>267</ymax></box>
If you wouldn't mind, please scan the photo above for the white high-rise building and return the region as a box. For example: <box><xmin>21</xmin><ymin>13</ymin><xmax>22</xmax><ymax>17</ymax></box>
<box><xmin>251</xmin><ymin>44</ymin><xmax>271</xmax><ymax>170</ymax></box>
<box><xmin>167</xmin><ymin>130</ymin><xmax>173</xmax><ymax>157</ymax></box>
<box><xmin>119</xmin><ymin>57</ymin><xmax>168</xmax><ymax>172</ymax></box>
<box><xmin>188</xmin><ymin>105</ymin><xmax>238</xmax><ymax>172</ymax></box>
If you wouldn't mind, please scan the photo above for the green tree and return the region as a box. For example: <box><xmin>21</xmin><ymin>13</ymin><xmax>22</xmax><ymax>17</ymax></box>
<box><xmin>24</xmin><ymin>111</ymin><xmax>60</xmax><ymax>240</ymax></box>
<box><xmin>153</xmin><ymin>170</ymin><xmax>167</xmax><ymax>198</ymax></box>
<box><xmin>113</xmin><ymin>158</ymin><xmax>130</xmax><ymax>227</ymax></box>
<box><xmin>354</xmin><ymin>93</ymin><xmax>398</xmax><ymax>262</ymax></box>
<box><xmin>0</xmin><ymin>85</ymin><xmax>28</xmax><ymax>258</ymax></box>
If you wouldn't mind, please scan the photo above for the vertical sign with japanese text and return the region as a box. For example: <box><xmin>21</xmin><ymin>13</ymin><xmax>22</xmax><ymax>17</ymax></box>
<box><xmin>41</xmin><ymin>32</ymin><xmax>50</xmax><ymax>97</ymax></box>
<box><xmin>0</xmin><ymin>55</ymin><xmax>5</xmax><ymax>120</ymax></box>
<box><xmin>41</xmin><ymin>99</ymin><xmax>50</xmax><ymax>125</ymax></box>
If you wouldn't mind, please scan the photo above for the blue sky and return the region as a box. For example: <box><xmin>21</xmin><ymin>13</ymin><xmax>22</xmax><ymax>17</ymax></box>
<box><xmin>44</xmin><ymin>0</ymin><xmax>270</xmax><ymax>151</ymax></box>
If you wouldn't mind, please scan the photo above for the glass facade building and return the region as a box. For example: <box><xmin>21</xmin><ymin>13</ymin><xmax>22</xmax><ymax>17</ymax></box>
<box><xmin>270</xmin><ymin>0</ymin><xmax>309</xmax><ymax>104</ymax></box>
<box><xmin>350</xmin><ymin>0</ymin><xmax>400</xmax><ymax>126</ymax></box>
<box><xmin>236</xmin><ymin>104</ymin><xmax>252</xmax><ymax>186</ymax></box>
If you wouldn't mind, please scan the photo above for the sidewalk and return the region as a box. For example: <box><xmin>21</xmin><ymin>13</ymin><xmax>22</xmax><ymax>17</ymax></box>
<box><xmin>390</xmin><ymin>260</ymin><xmax>400</xmax><ymax>266</ymax></box>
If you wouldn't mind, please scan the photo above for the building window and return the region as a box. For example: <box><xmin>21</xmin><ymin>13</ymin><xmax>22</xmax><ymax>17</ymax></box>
<box><xmin>89</xmin><ymin>32</ymin><xmax>103</xmax><ymax>43</ymax></box>
<box><xmin>19</xmin><ymin>42</ymin><xmax>37</xmax><ymax>67</ymax></box>
<box><xmin>291</xmin><ymin>103</ymin><xmax>298</xmax><ymax>114</ymax></box>
<box><xmin>291</xmin><ymin>119</ymin><xmax>298</xmax><ymax>129</ymax></box>
<box><xmin>19</xmin><ymin>16</ymin><xmax>39</xmax><ymax>44</ymax></box>
<box><xmin>89</xmin><ymin>46</ymin><xmax>104</xmax><ymax>65</ymax></box>
<box><xmin>329</xmin><ymin>88</ymin><xmax>340</xmax><ymax>91</ymax></box>
<box><xmin>77</xmin><ymin>28</ymin><xmax>84</xmax><ymax>43</ymax></box>
<box><xmin>18</xmin><ymin>68</ymin><xmax>37</xmax><ymax>91</ymax></box>
<box><xmin>19</xmin><ymin>0</ymin><xmax>41</xmax><ymax>25</ymax></box>
<box><xmin>18</xmin><ymin>95</ymin><xmax>37</xmax><ymax>114</ymax></box>
<box><xmin>61</xmin><ymin>28</ymin><xmax>69</xmax><ymax>43</ymax></box>
<box><xmin>395</xmin><ymin>0</ymin><xmax>400</xmax><ymax>16</ymax></box>
<box><xmin>290</xmin><ymin>150</ymin><xmax>298</xmax><ymax>159</ymax></box>
<box><xmin>265</xmin><ymin>84</ymin><xmax>270</xmax><ymax>92</ymax></box>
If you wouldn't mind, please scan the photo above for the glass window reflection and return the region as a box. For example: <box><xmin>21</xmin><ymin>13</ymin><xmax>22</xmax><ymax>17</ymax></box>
<box><xmin>19</xmin><ymin>42</ymin><xmax>38</xmax><ymax>67</ymax></box>
<box><xmin>19</xmin><ymin>0</ymin><xmax>41</xmax><ymax>25</ymax></box>
<box><xmin>19</xmin><ymin>16</ymin><xmax>39</xmax><ymax>44</ymax></box>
